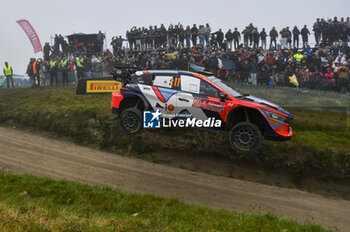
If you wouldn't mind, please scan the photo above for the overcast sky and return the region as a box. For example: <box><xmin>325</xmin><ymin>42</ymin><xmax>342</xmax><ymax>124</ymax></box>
<box><xmin>1</xmin><ymin>0</ymin><xmax>349</xmax><ymax>74</ymax></box>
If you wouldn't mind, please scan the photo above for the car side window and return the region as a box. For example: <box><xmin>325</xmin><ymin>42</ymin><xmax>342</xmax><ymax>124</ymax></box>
<box><xmin>180</xmin><ymin>75</ymin><xmax>200</xmax><ymax>94</ymax></box>
<box><xmin>133</xmin><ymin>74</ymin><xmax>152</xmax><ymax>85</ymax></box>
<box><xmin>200</xmin><ymin>80</ymin><xmax>220</xmax><ymax>98</ymax></box>
<box><xmin>153</xmin><ymin>75</ymin><xmax>174</xmax><ymax>88</ymax></box>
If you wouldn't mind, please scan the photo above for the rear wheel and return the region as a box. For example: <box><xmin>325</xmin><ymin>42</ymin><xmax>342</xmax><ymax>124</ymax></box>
<box><xmin>229</xmin><ymin>122</ymin><xmax>262</xmax><ymax>153</ymax></box>
<box><xmin>119</xmin><ymin>108</ymin><xmax>143</xmax><ymax>134</ymax></box>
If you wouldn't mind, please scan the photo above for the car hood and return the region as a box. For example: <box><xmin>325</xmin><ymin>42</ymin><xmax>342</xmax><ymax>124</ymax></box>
<box><xmin>238</xmin><ymin>95</ymin><xmax>294</xmax><ymax>120</ymax></box>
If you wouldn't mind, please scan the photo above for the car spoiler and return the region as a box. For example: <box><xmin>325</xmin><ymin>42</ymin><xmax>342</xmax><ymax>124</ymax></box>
<box><xmin>75</xmin><ymin>65</ymin><xmax>141</xmax><ymax>95</ymax></box>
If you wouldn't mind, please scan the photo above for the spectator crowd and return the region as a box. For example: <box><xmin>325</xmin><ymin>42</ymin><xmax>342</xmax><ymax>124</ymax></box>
<box><xmin>16</xmin><ymin>17</ymin><xmax>350</xmax><ymax>93</ymax></box>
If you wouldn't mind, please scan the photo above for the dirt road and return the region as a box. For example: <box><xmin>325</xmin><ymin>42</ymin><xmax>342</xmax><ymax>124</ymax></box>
<box><xmin>0</xmin><ymin>127</ymin><xmax>349</xmax><ymax>231</ymax></box>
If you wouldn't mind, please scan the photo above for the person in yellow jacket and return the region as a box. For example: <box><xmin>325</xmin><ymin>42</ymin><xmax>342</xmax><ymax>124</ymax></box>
<box><xmin>293</xmin><ymin>50</ymin><xmax>304</xmax><ymax>65</ymax></box>
<box><xmin>338</xmin><ymin>63</ymin><xmax>349</xmax><ymax>93</ymax></box>
<box><xmin>60</xmin><ymin>57</ymin><xmax>69</xmax><ymax>86</ymax></box>
<box><xmin>50</xmin><ymin>58</ymin><xmax>58</xmax><ymax>86</ymax></box>
<box><xmin>75</xmin><ymin>56</ymin><xmax>85</xmax><ymax>80</ymax></box>
<box><xmin>3</xmin><ymin>62</ymin><xmax>14</xmax><ymax>88</ymax></box>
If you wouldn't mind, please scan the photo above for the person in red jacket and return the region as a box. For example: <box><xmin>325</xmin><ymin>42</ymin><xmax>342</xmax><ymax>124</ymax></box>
<box><xmin>217</xmin><ymin>66</ymin><xmax>229</xmax><ymax>79</ymax></box>
<box><xmin>325</xmin><ymin>67</ymin><xmax>335</xmax><ymax>83</ymax></box>
<box><xmin>322</xmin><ymin>67</ymin><xmax>335</xmax><ymax>90</ymax></box>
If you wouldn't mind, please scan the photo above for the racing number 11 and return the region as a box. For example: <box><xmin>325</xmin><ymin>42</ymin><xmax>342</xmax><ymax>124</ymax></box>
<box><xmin>171</xmin><ymin>77</ymin><xmax>181</xmax><ymax>87</ymax></box>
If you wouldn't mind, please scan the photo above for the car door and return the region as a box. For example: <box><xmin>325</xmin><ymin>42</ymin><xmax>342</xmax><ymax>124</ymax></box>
<box><xmin>196</xmin><ymin>79</ymin><xmax>226</xmax><ymax>124</ymax></box>
<box><xmin>175</xmin><ymin>75</ymin><xmax>208</xmax><ymax>121</ymax></box>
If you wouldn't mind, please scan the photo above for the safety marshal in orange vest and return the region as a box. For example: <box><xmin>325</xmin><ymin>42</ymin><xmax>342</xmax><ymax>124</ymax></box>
<box><xmin>3</xmin><ymin>62</ymin><xmax>14</xmax><ymax>88</ymax></box>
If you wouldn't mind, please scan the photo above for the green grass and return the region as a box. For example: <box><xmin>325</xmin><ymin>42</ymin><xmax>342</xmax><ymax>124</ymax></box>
<box><xmin>0</xmin><ymin>86</ymin><xmax>349</xmax><ymax>182</ymax></box>
<box><xmin>0</xmin><ymin>172</ymin><xmax>333</xmax><ymax>232</ymax></box>
<box><xmin>233</xmin><ymin>84</ymin><xmax>349</xmax><ymax>112</ymax></box>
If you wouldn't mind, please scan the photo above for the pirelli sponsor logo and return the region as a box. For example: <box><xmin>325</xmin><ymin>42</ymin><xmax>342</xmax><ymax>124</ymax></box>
<box><xmin>192</xmin><ymin>97</ymin><xmax>225</xmax><ymax>112</ymax></box>
<box><xmin>86</xmin><ymin>81</ymin><xmax>121</xmax><ymax>93</ymax></box>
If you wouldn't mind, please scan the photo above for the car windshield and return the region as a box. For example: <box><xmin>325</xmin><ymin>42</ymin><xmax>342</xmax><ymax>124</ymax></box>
<box><xmin>206</xmin><ymin>76</ymin><xmax>243</xmax><ymax>97</ymax></box>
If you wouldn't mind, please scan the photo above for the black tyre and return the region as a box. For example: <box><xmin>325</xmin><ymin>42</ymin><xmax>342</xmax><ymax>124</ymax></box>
<box><xmin>229</xmin><ymin>121</ymin><xmax>262</xmax><ymax>153</ymax></box>
<box><xmin>119</xmin><ymin>108</ymin><xmax>143</xmax><ymax>134</ymax></box>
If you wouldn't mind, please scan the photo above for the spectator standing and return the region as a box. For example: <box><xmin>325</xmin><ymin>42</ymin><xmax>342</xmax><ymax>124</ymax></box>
<box><xmin>292</xmin><ymin>26</ymin><xmax>300</xmax><ymax>48</ymax></box>
<box><xmin>41</xmin><ymin>61</ymin><xmax>50</xmax><ymax>85</ymax></box>
<box><xmin>208</xmin><ymin>53</ymin><xmax>218</xmax><ymax>75</ymax></box>
<box><xmin>160</xmin><ymin>24</ymin><xmax>167</xmax><ymax>48</ymax></box>
<box><xmin>26</xmin><ymin>58</ymin><xmax>36</xmax><ymax>88</ymax></box>
<box><xmin>168</xmin><ymin>24</ymin><xmax>175</xmax><ymax>47</ymax></box>
<box><xmin>286</xmin><ymin>27</ymin><xmax>292</xmax><ymax>48</ymax></box>
<box><xmin>76</xmin><ymin>56</ymin><xmax>85</xmax><ymax>80</ymax></box>
<box><xmin>36</xmin><ymin>58</ymin><xmax>45</xmax><ymax>86</ymax></box>
<box><xmin>43</xmin><ymin>43</ymin><xmax>52</xmax><ymax>61</ymax></box>
<box><xmin>49</xmin><ymin>58</ymin><xmax>58</xmax><ymax>86</ymax></box>
<box><xmin>242</xmin><ymin>27</ymin><xmax>250</xmax><ymax>46</ymax></box>
<box><xmin>204</xmin><ymin>23</ymin><xmax>211</xmax><ymax>45</ymax></box>
<box><xmin>252</xmin><ymin>28</ymin><xmax>260</xmax><ymax>48</ymax></box>
<box><xmin>225</xmin><ymin>29</ymin><xmax>233</xmax><ymax>51</ymax></box>
<box><xmin>3</xmin><ymin>62</ymin><xmax>14</xmax><ymax>88</ymax></box>
<box><xmin>147</xmin><ymin>26</ymin><xmax>154</xmax><ymax>49</ymax></box>
<box><xmin>301</xmin><ymin>25</ymin><xmax>310</xmax><ymax>47</ymax></box>
<box><xmin>240</xmin><ymin>59</ymin><xmax>251</xmax><ymax>83</ymax></box>
<box><xmin>250</xmin><ymin>59</ymin><xmax>258</xmax><ymax>85</ymax></box>
<box><xmin>153</xmin><ymin>26</ymin><xmax>160</xmax><ymax>49</ymax></box>
<box><xmin>127</xmin><ymin>27</ymin><xmax>135</xmax><ymax>50</ymax></box>
<box><xmin>280</xmin><ymin>28</ymin><xmax>288</xmax><ymax>49</ymax></box>
<box><xmin>337</xmin><ymin>63</ymin><xmax>349</xmax><ymax>93</ymax></box>
<box><xmin>269</xmin><ymin>26</ymin><xmax>278</xmax><ymax>48</ymax></box>
<box><xmin>184</xmin><ymin>26</ymin><xmax>191</xmax><ymax>48</ymax></box>
<box><xmin>232</xmin><ymin>27</ymin><xmax>241</xmax><ymax>50</ymax></box>
<box><xmin>97</xmin><ymin>30</ymin><xmax>105</xmax><ymax>52</ymax></box>
<box><xmin>324</xmin><ymin>67</ymin><xmax>335</xmax><ymax>90</ymax></box>
<box><xmin>198</xmin><ymin>25</ymin><xmax>206</xmax><ymax>46</ymax></box>
<box><xmin>313</xmin><ymin>18</ymin><xmax>321</xmax><ymax>46</ymax></box>
<box><xmin>32</xmin><ymin>58</ymin><xmax>40</xmax><ymax>87</ymax></box>
<box><xmin>68</xmin><ymin>60</ymin><xmax>76</xmax><ymax>83</ymax></box>
<box><xmin>60</xmin><ymin>57</ymin><xmax>69</xmax><ymax>86</ymax></box>
<box><xmin>260</xmin><ymin>28</ymin><xmax>267</xmax><ymax>49</ymax></box>
<box><xmin>191</xmin><ymin>24</ymin><xmax>198</xmax><ymax>47</ymax></box>
<box><xmin>213</xmin><ymin>29</ymin><xmax>224</xmax><ymax>48</ymax></box>
<box><xmin>178</xmin><ymin>25</ymin><xmax>185</xmax><ymax>48</ymax></box>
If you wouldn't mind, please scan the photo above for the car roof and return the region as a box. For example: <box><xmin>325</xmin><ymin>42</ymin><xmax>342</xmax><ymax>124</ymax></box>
<box><xmin>143</xmin><ymin>70</ymin><xmax>208</xmax><ymax>80</ymax></box>
<box><xmin>140</xmin><ymin>70</ymin><xmax>230</xmax><ymax>97</ymax></box>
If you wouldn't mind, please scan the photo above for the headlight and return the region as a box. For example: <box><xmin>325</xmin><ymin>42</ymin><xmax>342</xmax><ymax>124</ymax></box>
<box><xmin>261</xmin><ymin>109</ymin><xmax>287</xmax><ymax>122</ymax></box>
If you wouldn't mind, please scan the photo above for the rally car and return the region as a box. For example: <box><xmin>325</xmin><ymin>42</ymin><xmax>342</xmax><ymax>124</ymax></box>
<box><xmin>111</xmin><ymin>67</ymin><xmax>293</xmax><ymax>153</ymax></box>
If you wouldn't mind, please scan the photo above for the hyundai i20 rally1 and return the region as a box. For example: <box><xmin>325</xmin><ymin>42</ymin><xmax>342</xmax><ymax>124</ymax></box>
<box><xmin>111</xmin><ymin>67</ymin><xmax>293</xmax><ymax>153</ymax></box>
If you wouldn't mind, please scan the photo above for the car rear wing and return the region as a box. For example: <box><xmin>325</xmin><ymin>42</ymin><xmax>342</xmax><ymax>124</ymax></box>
<box><xmin>112</xmin><ymin>65</ymin><xmax>142</xmax><ymax>84</ymax></box>
<box><xmin>76</xmin><ymin>65</ymin><xmax>141</xmax><ymax>95</ymax></box>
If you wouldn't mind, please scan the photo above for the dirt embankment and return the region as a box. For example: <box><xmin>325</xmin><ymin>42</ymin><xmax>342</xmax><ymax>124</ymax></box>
<box><xmin>0</xmin><ymin>127</ymin><xmax>349</xmax><ymax>231</ymax></box>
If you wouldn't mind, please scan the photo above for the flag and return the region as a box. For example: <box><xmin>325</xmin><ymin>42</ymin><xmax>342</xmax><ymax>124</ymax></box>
<box><xmin>289</xmin><ymin>74</ymin><xmax>299</xmax><ymax>87</ymax></box>
<box><xmin>190</xmin><ymin>63</ymin><xmax>205</xmax><ymax>72</ymax></box>
<box><xmin>222</xmin><ymin>59</ymin><xmax>236</xmax><ymax>70</ymax></box>
<box><xmin>16</xmin><ymin>19</ymin><xmax>42</xmax><ymax>53</ymax></box>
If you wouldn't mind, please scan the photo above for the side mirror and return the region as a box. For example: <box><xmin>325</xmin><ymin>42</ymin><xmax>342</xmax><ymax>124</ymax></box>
<box><xmin>219</xmin><ymin>92</ymin><xmax>227</xmax><ymax>102</ymax></box>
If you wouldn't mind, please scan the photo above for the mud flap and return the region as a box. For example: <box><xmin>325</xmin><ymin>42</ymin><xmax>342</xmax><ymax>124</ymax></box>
<box><xmin>76</xmin><ymin>76</ymin><xmax>122</xmax><ymax>95</ymax></box>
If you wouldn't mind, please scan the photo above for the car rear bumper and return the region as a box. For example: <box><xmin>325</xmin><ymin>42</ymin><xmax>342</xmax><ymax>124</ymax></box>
<box><xmin>112</xmin><ymin>107</ymin><xmax>119</xmax><ymax>115</ymax></box>
<box><xmin>112</xmin><ymin>91</ymin><xmax>124</xmax><ymax>109</ymax></box>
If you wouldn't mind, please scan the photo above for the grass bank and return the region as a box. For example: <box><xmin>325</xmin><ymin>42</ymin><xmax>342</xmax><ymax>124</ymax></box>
<box><xmin>0</xmin><ymin>172</ymin><xmax>333</xmax><ymax>232</ymax></box>
<box><xmin>0</xmin><ymin>86</ymin><xmax>349</xmax><ymax>183</ymax></box>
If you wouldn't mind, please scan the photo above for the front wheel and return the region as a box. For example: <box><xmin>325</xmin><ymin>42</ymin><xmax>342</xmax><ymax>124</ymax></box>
<box><xmin>229</xmin><ymin>122</ymin><xmax>262</xmax><ymax>153</ymax></box>
<box><xmin>119</xmin><ymin>108</ymin><xmax>143</xmax><ymax>134</ymax></box>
